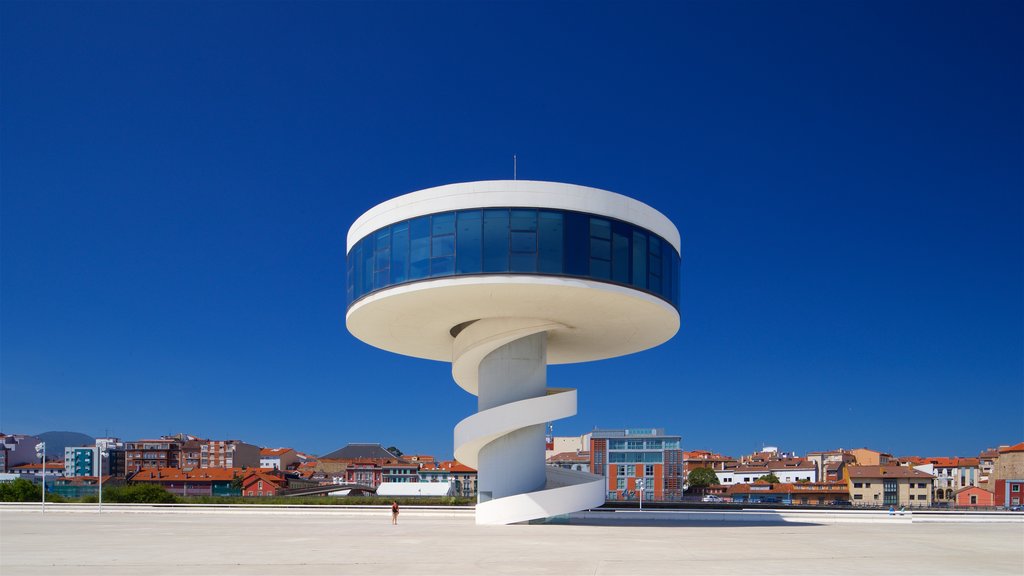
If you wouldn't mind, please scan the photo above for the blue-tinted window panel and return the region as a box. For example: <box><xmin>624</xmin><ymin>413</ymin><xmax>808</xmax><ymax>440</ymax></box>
<box><xmin>432</xmin><ymin>234</ymin><xmax>454</xmax><ymax>257</ymax></box>
<box><xmin>590</xmin><ymin>218</ymin><xmax>611</xmax><ymax>239</ymax></box>
<box><xmin>456</xmin><ymin>210</ymin><xmax>482</xmax><ymax>274</ymax></box>
<box><xmin>510</xmin><ymin>252</ymin><xmax>536</xmax><ymax>272</ymax></box>
<box><xmin>538</xmin><ymin>211</ymin><xmax>563</xmax><ymax>274</ymax></box>
<box><xmin>510</xmin><ymin>231</ymin><xmax>536</xmax><ymax>253</ymax></box>
<box><xmin>409</xmin><ymin>216</ymin><xmax>430</xmax><ymax>280</ymax></box>
<box><xmin>483</xmin><ymin>209</ymin><xmax>509</xmax><ymax>272</ymax></box>
<box><xmin>510</xmin><ymin>209</ymin><xmax>537</xmax><ymax>232</ymax></box>
<box><xmin>432</xmin><ymin>212</ymin><xmax>455</xmax><ymax>235</ymax></box>
<box><xmin>612</xmin><ymin>232</ymin><xmax>629</xmax><ymax>283</ymax></box>
<box><xmin>431</xmin><ymin>256</ymin><xmax>454</xmax><ymax>276</ymax></box>
<box><xmin>631</xmin><ymin>231</ymin><xmax>646</xmax><ymax>289</ymax></box>
<box><xmin>564</xmin><ymin>212</ymin><xmax>589</xmax><ymax>276</ymax></box>
<box><xmin>361</xmin><ymin>235</ymin><xmax>374</xmax><ymax>295</ymax></box>
<box><xmin>391</xmin><ymin>223</ymin><xmax>409</xmax><ymax>284</ymax></box>
<box><xmin>590</xmin><ymin>238</ymin><xmax>611</xmax><ymax>261</ymax></box>
<box><xmin>591</xmin><ymin>258</ymin><xmax>610</xmax><ymax>278</ymax></box>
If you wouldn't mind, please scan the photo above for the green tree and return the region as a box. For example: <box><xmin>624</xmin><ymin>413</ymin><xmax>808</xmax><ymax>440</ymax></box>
<box><xmin>0</xmin><ymin>478</ymin><xmax>42</xmax><ymax>502</ymax></box>
<box><xmin>386</xmin><ymin>446</ymin><xmax>404</xmax><ymax>457</ymax></box>
<box><xmin>758</xmin><ymin>473</ymin><xmax>781</xmax><ymax>484</ymax></box>
<box><xmin>687</xmin><ymin>467</ymin><xmax>719</xmax><ymax>492</ymax></box>
<box><xmin>104</xmin><ymin>484</ymin><xmax>179</xmax><ymax>503</ymax></box>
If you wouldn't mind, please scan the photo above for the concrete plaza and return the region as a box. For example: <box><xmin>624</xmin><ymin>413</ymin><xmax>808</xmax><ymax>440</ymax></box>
<box><xmin>2</xmin><ymin>508</ymin><xmax>1022</xmax><ymax>575</ymax></box>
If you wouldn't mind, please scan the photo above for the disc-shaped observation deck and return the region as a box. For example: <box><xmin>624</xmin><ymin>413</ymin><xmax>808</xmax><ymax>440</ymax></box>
<box><xmin>346</xmin><ymin>180</ymin><xmax>680</xmax><ymax>524</ymax></box>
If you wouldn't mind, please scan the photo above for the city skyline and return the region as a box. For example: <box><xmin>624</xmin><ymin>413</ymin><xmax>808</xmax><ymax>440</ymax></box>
<box><xmin>2</xmin><ymin>1</ymin><xmax>1022</xmax><ymax>460</ymax></box>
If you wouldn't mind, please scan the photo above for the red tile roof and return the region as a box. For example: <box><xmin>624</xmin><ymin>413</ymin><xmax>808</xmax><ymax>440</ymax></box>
<box><xmin>130</xmin><ymin>468</ymin><xmax>241</xmax><ymax>482</ymax></box>
<box><xmin>547</xmin><ymin>451</ymin><xmax>590</xmax><ymax>463</ymax></box>
<box><xmin>727</xmin><ymin>482</ymin><xmax>849</xmax><ymax>495</ymax></box>
<box><xmin>999</xmin><ymin>442</ymin><xmax>1024</xmax><ymax>454</ymax></box>
<box><xmin>12</xmin><ymin>462</ymin><xmax>64</xmax><ymax>471</ymax></box>
<box><xmin>846</xmin><ymin>465</ymin><xmax>934</xmax><ymax>479</ymax></box>
<box><xmin>260</xmin><ymin>448</ymin><xmax>294</xmax><ymax>456</ymax></box>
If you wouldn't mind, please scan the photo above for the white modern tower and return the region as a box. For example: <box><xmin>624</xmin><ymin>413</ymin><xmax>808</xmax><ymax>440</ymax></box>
<box><xmin>346</xmin><ymin>180</ymin><xmax>680</xmax><ymax>524</ymax></box>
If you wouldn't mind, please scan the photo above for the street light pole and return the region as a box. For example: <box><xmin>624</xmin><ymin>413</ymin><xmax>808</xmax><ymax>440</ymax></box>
<box><xmin>97</xmin><ymin>447</ymin><xmax>108</xmax><ymax>513</ymax></box>
<box><xmin>35</xmin><ymin>442</ymin><xmax>46</xmax><ymax>513</ymax></box>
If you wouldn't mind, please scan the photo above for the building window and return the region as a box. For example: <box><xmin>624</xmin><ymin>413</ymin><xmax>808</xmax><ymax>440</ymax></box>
<box><xmin>1013</xmin><ymin>484</ymin><xmax>1020</xmax><ymax>493</ymax></box>
<box><xmin>854</xmin><ymin>494</ymin><xmax>863</xmax><ymax>500</ymax></box>
<box><xmin>970</xmin><ymin>495</ymin><xmax>977</xmax><ymax>504</ymax></box>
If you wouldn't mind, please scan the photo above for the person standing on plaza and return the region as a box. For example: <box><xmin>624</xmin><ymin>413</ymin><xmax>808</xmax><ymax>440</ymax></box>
<box><xmin>391</xmin><ymin>501</ymin><xmax>399</xmax><ymax>525</ymax></box>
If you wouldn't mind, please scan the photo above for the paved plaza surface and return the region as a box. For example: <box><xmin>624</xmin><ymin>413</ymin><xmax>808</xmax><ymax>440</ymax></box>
<box><xmin>2</xmin><ymin>509</ymin><xmax>1022</xmax><ymax>575</ymax></box>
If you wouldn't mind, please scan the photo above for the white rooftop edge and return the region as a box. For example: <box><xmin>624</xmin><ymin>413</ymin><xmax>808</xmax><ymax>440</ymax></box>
<box><xmin>347</xmin><ymin>180</ymin><xmax>681</xmax><ymax>253</ymax></box>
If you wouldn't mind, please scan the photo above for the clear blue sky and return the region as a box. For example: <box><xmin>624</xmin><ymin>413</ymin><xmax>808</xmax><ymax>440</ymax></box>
<box><xmin>2</xmin><ymin>1</ymin><xmax>1021</xmax><ymax>460</ymax></box>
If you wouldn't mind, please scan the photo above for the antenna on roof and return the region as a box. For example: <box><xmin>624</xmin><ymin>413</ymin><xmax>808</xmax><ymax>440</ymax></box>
<box><xmin>513</xmin><ymin>155</ymin><xmax>517</xmax><ymax>180</ymax></box>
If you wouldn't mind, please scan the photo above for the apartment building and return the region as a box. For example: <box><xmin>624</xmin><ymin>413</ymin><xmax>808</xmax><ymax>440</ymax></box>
<box><xmin>846</xmin><ymin>465</ymin><xmax>934</xmax><ymax>507</ymax></box>
<box><xmin>590</xmin><ymin>428</ymin><xmax>684</xmax><ymax>501</ymax></box>
<box><xmin>201</xmin><ymin>440</ymin><xmax>260</xmax><ymax>469</ymax></box>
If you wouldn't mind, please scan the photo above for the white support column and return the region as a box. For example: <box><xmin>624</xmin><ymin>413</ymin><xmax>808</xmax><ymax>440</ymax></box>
<box><xmin>476</xmin><ymin>332</ymin><xmax>547</xmax><ymax>503</ymax></box>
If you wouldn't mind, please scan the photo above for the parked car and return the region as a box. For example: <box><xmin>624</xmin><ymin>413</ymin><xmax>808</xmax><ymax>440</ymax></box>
<box><xmin>702</xmin><ymin>495</ymin><xmax>724</xmax><ymax>503</ymax></box>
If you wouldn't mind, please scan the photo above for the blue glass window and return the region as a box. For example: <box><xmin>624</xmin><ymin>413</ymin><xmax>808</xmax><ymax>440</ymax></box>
<box><xmin>510</xmin><ymin>210</ymin><xmax>537</xmax><ymax>272</ymax></box>
<box><xmin>348</xmin><ymin>207</ymin><xmax>680</xmax><ymax>310</ymax></box>
<box><xmin>456</xmin><ymin>210</ymin><xmax>482</xmax><ymax>273</ymax></box>
<box><xmin>563</xmin><ymin>212</ymin><xmax>589</xmax><ymax>276</ymax></box>
<box><xmin>390</xmin><ymin>222</ymin><xmax>409</xmax><ymax>284</ymax></box>
<box><xmin>589</xmin><ymin>218</ymin><xmax>611</xmax><ymax>279</ymax></box>
<box><xmin>361</xmin><ymin>234</ymin><xmax>374</xmax><ymax>296</ymax></box>
<box><xmin>409</xmin><ymin>216</ymin><xmax>430</xmax><ymax>280</ymax></box>
<box><xmin>648</xmin><ymin>235</ymin><xmax>661</xmax><ymax>293</ymax></box>
<box><xmin>483</xmin><ymin>209</ymin><xmax>510</xmax><ymax>272</ymax></box>
<box><xmin>631</xmin><ymin>231</ymin><xmax>646</xmax><ymax>289</ymax></box>
<box><xmin>612</xmin><ymin>231</ymin><xmax>629</xmax><ymax>283</ymax></box>
<box><xmin>537</xmin><ymin>211</ymin><xmax>563</xmax><ymax>273</ymax></box>
<box><xmin>374</xmin><ymin>228</ymin><xmax>390</xmax><ymax>289</ymax></box>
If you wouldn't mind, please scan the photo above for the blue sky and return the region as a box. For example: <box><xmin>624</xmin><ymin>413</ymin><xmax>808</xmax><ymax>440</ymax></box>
<box><xmin>2</xmin><ymin>1</ymin><xmax>1021</xmax><ymax>460</ymax></box>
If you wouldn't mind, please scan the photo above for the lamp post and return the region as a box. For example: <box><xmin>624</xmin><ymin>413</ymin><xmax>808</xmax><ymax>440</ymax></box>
<box><xmin>35</xmin><ymin>442</ymin><xmax>46</xmax><ymax>512</ymax></box>
<box><xmin>637</xmin><ymin>478</ymin><xmax>645</xmax><ymax>511</ymax></box>
<box><xmin>97</xmin><ymin>447</ymin><xmax>108</xmax><ymax>512</ymax></box>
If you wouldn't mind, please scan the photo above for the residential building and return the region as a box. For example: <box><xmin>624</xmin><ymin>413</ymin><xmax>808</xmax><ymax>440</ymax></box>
<box><xmin>991</xmin><ymin>442</ymin><xmax>1024</xmax><ymax>507</ymax></box>
<box><xmin>64</xmin><ymin>447</ymin><xmax>96</xmax><ymax>477</ymax></box>
<box><xmin>850</xmin><ymin>448</ymin><xmax>893</xmax><ymax>466</ymax></box>
<box><xmin>716</xmin><ymin>459</ymin><xmax>817</xmax><ymax>485</ymax></box>
<box><xmin>547</xmin><ymin>451</ymin><xmax>590</xmax><ymax>472</ymax></box>
<box><xmin>683</xmin><ymin>450</ymin><xmax>737</xmax><ymax>476</ymax></box>
<box><xmin>260</xmin><ymin>448</ymin><xmax>299</xmax><ymax>470</ymax></box>
<box><xmin>10</xmin><ymin>461</ymin><xmax>64</xmax><ymax>481</ymax></box>
<box><xmin>727</xmin><ymin>482</ymin><xmax>849</xmax><ymax>505</ymax></box>
<box><xmin>418</xmin><ymin>461</ymin><xmax>478</xmax><ymax>498</ymax></box>
<box><xmin>918</xmin><ymin>457</ymin><xmax>980</xmax><ymax>502</ymax></box>
<box><xmin>589</xmin><ymin>428</ymin><xmax>684</xmax><ymax>501</ymax></box>
<box><xmin>241</xmin><ymin>471</ymin><xmax>287</xmax><ymax>497</ymax></box>
<box><xmin>846</xmin><ymin>465</ymin><xmax>934</xmax><ymax>507</ymax></box>
<box><xmin>201</xmin><ymin>440</ymin><xmax>260</xmax><ymax>469</ymax></box>
<box><xmin>1</xmin><ymin>434</ymin><xmax>43</xmax><ymax>472</ymax></box>
<box><xmin>955</xmin><ymin>486</ymin><xmax>994</xmax><ymax>507</ymax></box>
<box><xmin>383</xmin><ymin>463</ymin><xmax>418</xmax><ymax>483</ymax></box>
<box><xmin>125</xmin><ymin>438</ymin><xmax>182</xmax><ymax>472</ymax></box>
<box><xmin>128</xmin><ymin>467</ymin><xmax>240</xmax><ymax>497</ymax></box>
<box><xmin>824</xmin><ymin>461</ymin><xmax>847</xmax><ymax>482</ymax></box>
<box><xmin>806</xmin><ymin>449</ymin><xmax>856</xmax><ymax>480</ymax></box>
<box><xmin>978</xmin><ymin>448</ymin><xmax>999</xmax><ymax>487</ymax></box>
<box><xmin>545</xmin><ymin>432</ymin><xmax>591</xmax><ymax>460</ymax></box>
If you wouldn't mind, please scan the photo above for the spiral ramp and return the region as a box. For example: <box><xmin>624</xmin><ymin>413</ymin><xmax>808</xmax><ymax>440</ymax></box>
<box><xmin>452</xmin><ymin>318</ymin><xmax>606</xmax><ymax>525</ymax></box>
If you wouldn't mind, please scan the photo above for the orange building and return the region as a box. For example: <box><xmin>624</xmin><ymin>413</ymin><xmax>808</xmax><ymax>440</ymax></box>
<box><xmin>955</xmin><ymin>486</ymin><xmax>994</xmax><ymax>507</ymax></box>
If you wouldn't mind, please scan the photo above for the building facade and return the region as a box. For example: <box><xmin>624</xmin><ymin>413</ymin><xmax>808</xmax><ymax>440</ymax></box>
<box><xmin>590</xmin><ymin>428</ymin><xmax>683</xmax><ymax>501</ymax></box>
<box><xmin>201</xmin><ymin>440</ymin><xmax>260</xmax><ymax>469</ymax></box>
<box><xmin>125</xmin><ymin>439</ymin><xmax>182</xmax><ymax>472</ymax></box>
<box><xmin>846</xmin><ymin>465</ymin><xmax>934</xmax><ymax>507</ymax></box>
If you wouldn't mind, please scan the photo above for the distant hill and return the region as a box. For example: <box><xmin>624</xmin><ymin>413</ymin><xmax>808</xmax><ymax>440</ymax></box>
<box><xmin>36</xmin><ymin>431</ymin><xmax>96</xmax><ymax>457</ymax></box>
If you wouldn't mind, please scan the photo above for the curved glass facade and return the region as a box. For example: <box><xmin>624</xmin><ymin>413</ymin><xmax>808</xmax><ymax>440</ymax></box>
<box><xmin>347</xmin><ymin>208</ymin><xmax>680</xmax><ymax>309</ymax></box>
